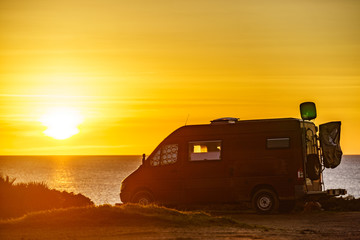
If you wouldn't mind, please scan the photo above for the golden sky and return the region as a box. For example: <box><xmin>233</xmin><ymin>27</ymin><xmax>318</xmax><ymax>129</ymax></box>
<box><xmin>1</xmin><ymin>0</ymin><xmax>359</xmax><ymax>155</ymax></box>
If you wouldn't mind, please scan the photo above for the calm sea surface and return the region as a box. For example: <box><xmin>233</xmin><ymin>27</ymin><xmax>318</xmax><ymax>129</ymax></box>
<box><xmin>0</xmin><ymin>155</ymin><xmax>359</xmax><ymax>205</ymax></box>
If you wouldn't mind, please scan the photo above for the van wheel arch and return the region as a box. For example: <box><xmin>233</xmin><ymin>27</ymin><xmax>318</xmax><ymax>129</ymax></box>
<box><xmin>131</xmin><ymin>189</ymin><xmax>155</xmax><ymax>205</ymax></box>
<box><xmin>251</xmin><ymin>185</ymin><xmax>279</xmax><ymax>214</ymax></box>
<box><xmin>250</xmin><ymin>185</ymin><xmax>277</xmax><ymax>198</ymax></box>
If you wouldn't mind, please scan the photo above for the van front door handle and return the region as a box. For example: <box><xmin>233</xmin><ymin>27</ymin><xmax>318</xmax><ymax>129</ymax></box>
<box><xmin>229</xmin><ymin>167</ymin><xmax>234</xmax><ymax>176</ymax></box>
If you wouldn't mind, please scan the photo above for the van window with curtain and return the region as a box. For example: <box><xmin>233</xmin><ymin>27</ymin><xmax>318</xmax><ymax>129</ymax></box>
<box><xmin>189</xmin><ymin>140</ymin><xmax>221</xmax><ymax>161</ymax></box>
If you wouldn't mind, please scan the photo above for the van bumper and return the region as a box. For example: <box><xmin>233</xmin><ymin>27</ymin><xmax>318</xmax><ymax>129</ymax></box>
<box><xmin>120</xmin><ymin>191</ymin><xmax>131</xmax><ymax>203</ymax></box>
<box><xmin>304</xmin><ymin>189</ymin><xmax>347</xmax><ymax>200</ymax></box>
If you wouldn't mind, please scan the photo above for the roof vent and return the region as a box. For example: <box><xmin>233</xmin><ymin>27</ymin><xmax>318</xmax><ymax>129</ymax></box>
<box><xmin>211</xmin><ymin>117</ymin><xmax>239</xmax><ymax>124</ymax></box>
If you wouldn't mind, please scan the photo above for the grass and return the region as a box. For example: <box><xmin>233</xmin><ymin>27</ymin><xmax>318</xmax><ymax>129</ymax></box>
<box><xmin>0</xmin><ymin>175</ymin><xmax>243</xmax><ymax>229</ymax></box>
<box><xmin>0</xmin><ymin>175</ymin><xmax>93</xmax><ymax>219</ymax></box>
<box><xmin>0</xmin><ymin>204</ymin><xmax>243</xmax><ymax>229</ymax></box>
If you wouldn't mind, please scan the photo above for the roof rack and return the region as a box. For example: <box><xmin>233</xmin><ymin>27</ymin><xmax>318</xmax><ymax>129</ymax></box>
<box><xmin>210</xmin><ymin>117</ymin><xmax>239</xmax><ymax>124</ymax></box>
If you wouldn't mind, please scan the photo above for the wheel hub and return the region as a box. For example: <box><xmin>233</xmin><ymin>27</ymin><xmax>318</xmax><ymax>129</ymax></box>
<box><xmin>138</xmin><ymin>197</ymin><xmax>149</xmax><ymax>205</ymax></box>
<box><xmin>258</xmin><ymin>196</ymin><xmax>272</xmax><ymax>209</ymax></box>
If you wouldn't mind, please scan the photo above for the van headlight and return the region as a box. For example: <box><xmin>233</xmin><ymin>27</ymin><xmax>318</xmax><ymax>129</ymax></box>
<box><xmin>120</xmin><ymin>181</ymin><xmax>126</xmax><ymax>192</ymax></box>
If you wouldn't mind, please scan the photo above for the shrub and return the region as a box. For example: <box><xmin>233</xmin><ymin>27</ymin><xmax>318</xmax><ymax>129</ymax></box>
<box><xmin>0</xmin><ymin>175</ymin><xmax>93</xmax><ymax>219</ymax></box>
<box><xmin>319</xmin><ymin>196</ymin><xmax>360</xmax><ymax>211</ymax></box>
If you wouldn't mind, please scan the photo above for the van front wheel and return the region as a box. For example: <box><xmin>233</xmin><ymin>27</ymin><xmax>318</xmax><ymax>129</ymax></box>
<box><xmin>131</xmin><ymin>191</ymin><xmax>154</xmax><ymax>205</ymax></box>
<box><xmin>252</xmin><ymin>189</ymin><xmax>279</xmax><ymax>214</ymax></box>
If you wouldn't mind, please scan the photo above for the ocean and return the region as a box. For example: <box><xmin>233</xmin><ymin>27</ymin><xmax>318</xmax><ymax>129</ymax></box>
<box><xmin>0</xmin><ymin>155</ymin><xmax>359</xmax><ymax>205</ymax></box>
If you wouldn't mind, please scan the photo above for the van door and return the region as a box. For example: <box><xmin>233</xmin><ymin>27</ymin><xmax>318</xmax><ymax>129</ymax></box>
<box><xmin>319</xmin><ymin>121</ymin><xmax>342</xmax><ymax>168</ymax></box>
<box><xmin>182</xmin><ymin>140</ymin><xmax>233</xmax><ymax>203</ymax></box>
<box><xmin>145</xmin><ymin>143</ymin><xmax>182</xmax><ymax>204</ymax></box>
<box><xmin>303</xmin><ymin>122</ymin><xmax>322</xmax><ymax>192</ymax></box>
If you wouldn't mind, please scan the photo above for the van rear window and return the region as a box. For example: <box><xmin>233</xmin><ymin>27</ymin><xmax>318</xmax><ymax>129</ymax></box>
<box><xmin>189</xmin><ymin>140</ymin><xmax>221</xmax><ymax>161</ymax></box>
<box><xmin>267</xmin><ymin>138</ymin><xmax>290</xmax><ymax>149</ymax></box>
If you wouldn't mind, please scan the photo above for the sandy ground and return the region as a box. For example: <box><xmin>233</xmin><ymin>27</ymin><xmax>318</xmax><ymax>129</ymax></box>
<box><xmin>1</xmin><ymin>211</ymin><xmax>359</xmax><ymax>240</ymax></box>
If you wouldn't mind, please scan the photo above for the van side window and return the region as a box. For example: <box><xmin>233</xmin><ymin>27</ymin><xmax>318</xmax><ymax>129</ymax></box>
<box><xmin>267</xmin><ymin>138</ymin><xmax>290</xmax><ymax>149</ymax></box>
<box><xmin>150</xmin><ymin>144</ymin><xmax>178</xmax><ymax>166</ymax></box>
<box><xmin>189</xmin><ymin>140</ymin><xmax>221</xmax><ymax>161</ymax></box>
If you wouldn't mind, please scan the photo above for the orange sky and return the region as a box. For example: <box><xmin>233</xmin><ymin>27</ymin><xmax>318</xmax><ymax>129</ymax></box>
<box><xmin>1</xmin><ymin>0</ymin><xmax>359</xmax><ymax>155</ymax></box>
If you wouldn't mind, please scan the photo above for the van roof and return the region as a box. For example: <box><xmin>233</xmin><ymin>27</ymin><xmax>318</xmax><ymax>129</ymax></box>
<box><xmin>195</xmin><ymin>117</ymin><xmax>303</xmax><ymax>127</ymax></box>
<box><xmin>163</xmin><ymin>118</ymin><xmax>312</xmax><ymax>140</ymax></box>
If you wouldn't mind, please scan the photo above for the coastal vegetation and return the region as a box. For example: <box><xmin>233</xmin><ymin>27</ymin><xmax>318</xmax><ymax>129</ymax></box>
<box><xmin>0</xmin><ymin>204</ymin><xmax>240</xmax><ymax>228</ymax></box>
<box><xmin>0</xmin><ymin>175</ymin><xmax>93</xmax><ymax>219</ymax></box>
<box><xmin>1</xmin><ymin>203</ymin><xmax>360</xmax><ymax>240</ymax></box>
<box><xmin>319</xmin><ymin>195</ymin><xmax>360</xmax><ymax>211</ymax></box>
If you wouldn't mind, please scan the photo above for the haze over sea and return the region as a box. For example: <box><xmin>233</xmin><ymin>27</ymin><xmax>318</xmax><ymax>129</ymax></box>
<box><xmin>0</xmin><ymin>155</ymin><xmax>359</xmax><ymax>205</ymax></box>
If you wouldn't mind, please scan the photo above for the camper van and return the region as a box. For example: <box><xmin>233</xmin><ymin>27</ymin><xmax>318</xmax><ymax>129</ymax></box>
<box><xmin>120</xmin><ymin>102</ymin><xmax>345</xmax><ymax>213</ymax></box>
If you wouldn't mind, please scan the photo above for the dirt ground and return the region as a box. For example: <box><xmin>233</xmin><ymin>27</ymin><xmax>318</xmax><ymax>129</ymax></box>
<box><xmin>1</xmin><ymin>211</ymin><xmax>359</xmax><ymax>240</ymax></box>
<box><xmin>228</xmin><ymin>211</ymin><xmax>360</xmax><ymax>240</ymax></box>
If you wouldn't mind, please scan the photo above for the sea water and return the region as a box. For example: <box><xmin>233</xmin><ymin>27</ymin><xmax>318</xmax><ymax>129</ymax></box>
<box><xmin>0</xmin><ymin>155</ymin><xmax>141</xmax><ymax>205</ymax></box>
<box><xmin>0</xmin><ymin>155</ymin><xmax>359</xmax><ymax>205</ymax></box>
<box><xmin>322</xmin><ymin>155</ymin><xmax>360</xmax><ymax>198</ymax></box>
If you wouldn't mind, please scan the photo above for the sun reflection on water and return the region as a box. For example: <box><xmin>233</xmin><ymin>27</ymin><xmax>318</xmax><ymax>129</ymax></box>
<box><xmin>50</xmin><ymin>156</ymin><xmax>78</xmax><ymax>193</ymax></box>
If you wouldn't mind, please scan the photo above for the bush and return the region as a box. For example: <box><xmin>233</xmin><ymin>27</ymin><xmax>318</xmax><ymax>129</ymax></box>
<box><xmin>319</xmin><ymin>196</ymin><xmax>360</xmax><ymax>211</ymax></box>
<box><xmin>0</xmin><ymin>175</ymin><xmax>94</xmax><ymax>219</ymax></box>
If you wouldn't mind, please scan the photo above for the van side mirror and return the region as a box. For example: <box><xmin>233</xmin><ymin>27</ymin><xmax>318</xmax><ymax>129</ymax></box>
<box><xmin>142</xmin><ymin>153</ymin><xmax>146</xmax><ymax>165</ymax></box>
<box><xmin>300</xmin><ymin>102</ymin><xmax>317</xmax><ymax>120</ymax></box>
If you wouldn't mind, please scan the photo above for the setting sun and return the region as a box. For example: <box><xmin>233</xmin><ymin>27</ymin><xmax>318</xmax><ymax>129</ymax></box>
<box><xmin>39</xmin><ymin>107</ymin><xmax>83</xmax><ymax>140</ymax></box>
<box><xmin>0</xmin><ymin>0</ymin><xmax>359</xmax><ymax>155</ymax></box>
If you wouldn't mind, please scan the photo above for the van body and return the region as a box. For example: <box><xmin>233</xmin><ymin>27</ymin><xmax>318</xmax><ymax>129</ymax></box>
<box><xmin>120</xmin><ymin>117</ymin><xmax>344</xmax><ymax>213</ymax></box>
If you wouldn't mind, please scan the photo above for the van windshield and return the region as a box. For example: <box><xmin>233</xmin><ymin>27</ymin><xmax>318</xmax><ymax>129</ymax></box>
<box><xmin>150</xmin><ymin>144</ymin><xmax>178</xmax><ymax>166</ymax></box>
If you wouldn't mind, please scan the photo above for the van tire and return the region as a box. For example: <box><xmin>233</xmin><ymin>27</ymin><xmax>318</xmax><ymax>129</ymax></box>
<box><xmin>252</xmin><ymin>189</ymin><xmax>279</xmax><ymax>214</ymax></box>
<box><xmin>131</xmin><ymin>191</ymin><xmax>154</xmax><ymax>205</ymax></box>
<box><xmin>306</xmin><ymin>154</ymin><xmax>321</xmax><ymax>180</ymax></box>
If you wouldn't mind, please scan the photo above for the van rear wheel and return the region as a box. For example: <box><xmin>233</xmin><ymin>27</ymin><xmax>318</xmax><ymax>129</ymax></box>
<box><xmin>252</xmin><ymin>189</ymin><xmax>279</xmax><ymax>214</ymax></box>
<box><xmin>131</xmin><ymin>191</ymin><xmax>154</xmax><ymax>205</ymax></box>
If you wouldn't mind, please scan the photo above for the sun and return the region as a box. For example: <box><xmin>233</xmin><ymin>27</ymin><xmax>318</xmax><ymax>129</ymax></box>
<box><xmin>40</xmin><ymin>107</ymin><xmax>83</xmax><ymax>140</ymax></box>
